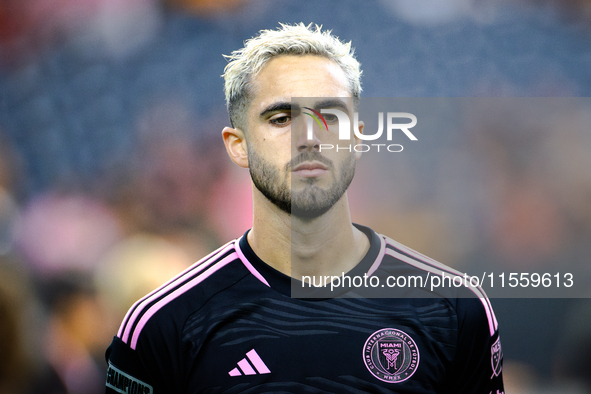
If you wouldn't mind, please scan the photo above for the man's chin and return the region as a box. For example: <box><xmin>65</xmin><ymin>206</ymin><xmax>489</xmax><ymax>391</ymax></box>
<box><xmin>290</xmin><ymin>198</ymin><xmax>336</xmax><ymax>219</ymax></box>
<box><xmin>290</xmin><ymin>206</ymin><xmax>332</xmax><ymax>219</ymax></box>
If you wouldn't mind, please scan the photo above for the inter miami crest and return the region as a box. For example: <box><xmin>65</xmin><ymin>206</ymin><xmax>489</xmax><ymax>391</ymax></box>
<box><xmin>363</xmin><ymin>328</ymin><xmax>419</xmax><ymax>383</ymax></box>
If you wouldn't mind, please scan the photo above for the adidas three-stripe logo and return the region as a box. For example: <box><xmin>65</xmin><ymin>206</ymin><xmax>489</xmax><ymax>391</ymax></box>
<box><xmin>228</xmin><ymin>349</ymin><xmax>271</xmax><ymax>376</ymax></box>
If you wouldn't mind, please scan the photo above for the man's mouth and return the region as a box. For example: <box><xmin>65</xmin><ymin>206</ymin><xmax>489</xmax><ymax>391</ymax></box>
<box><xmin>292</xmin><ymin>161</ymin><xmax>329</xmax><ymax>178</ymax></box>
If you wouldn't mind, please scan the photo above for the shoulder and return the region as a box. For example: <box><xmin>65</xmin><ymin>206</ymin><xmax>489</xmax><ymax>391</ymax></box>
<box><xmin>375</xmin><ymin>232</ymin><xmax>499</xmax><ymax>336</ymax></box>
<box><xmin>105</xmin><ymin>239</ymin><xmax>258</xmax><ymax>393</ymax></box>
<box><xmin>372</xmin><ymin>231</ymin><xmax>504</xmax><ymax>390</ymax></box>
<box><xmin>115</xmin><ymin>239</ymin><xmax>249</xmax><ymax>351</ymax></box>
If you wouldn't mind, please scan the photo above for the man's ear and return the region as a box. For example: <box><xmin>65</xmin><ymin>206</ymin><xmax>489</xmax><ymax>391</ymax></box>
<box><xmin>354</xmin><ymin>120</ymin><xmax>364</xmax><ymax>160</ymax></box>
<box><xmin>222</xmin><ymin>127</ymin><xmax>249</xmax><ymax>168</ymax></box>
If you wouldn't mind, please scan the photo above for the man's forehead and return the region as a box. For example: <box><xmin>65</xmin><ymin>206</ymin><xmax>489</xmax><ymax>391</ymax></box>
<box><xmin>248</xmin><ymin>56</ymin><xmax>351</xmax><ymax>106</ymax></box>
<box><xmin>292</xmin><ymin>97</ymin><xmax>353</xmax><ymax>112</ymax></box>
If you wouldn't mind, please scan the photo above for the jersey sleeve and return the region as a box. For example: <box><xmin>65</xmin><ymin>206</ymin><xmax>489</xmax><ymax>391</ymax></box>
<box><xmin>445</xmin><ymin>297</ymin><xmax>505</xmax><ymax>394</ymax></box>
<box><xmin>105</xmin><ymin>329</ymin><xmax>183</xmax><ymax>394</ymax></box>
<box><xmin>105</xmin><ymin>336</ymin><xmax>157</xmax><ymax>394</ymax></box>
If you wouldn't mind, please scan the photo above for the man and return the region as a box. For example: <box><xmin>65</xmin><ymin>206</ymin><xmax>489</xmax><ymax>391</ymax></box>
<box><xmin>105</xmin><ymin>23</ymin><xmax>504</xmax><ymax>393</ymax></box>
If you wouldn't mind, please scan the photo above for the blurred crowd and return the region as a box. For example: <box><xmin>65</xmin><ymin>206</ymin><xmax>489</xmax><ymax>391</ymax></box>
<box><xmin>1</xmin><ymin>0</ymin><xmax>591</xmax><ymax>393</ymax></box>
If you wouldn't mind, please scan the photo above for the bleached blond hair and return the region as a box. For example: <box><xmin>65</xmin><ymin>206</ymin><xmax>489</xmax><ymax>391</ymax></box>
<box><xmin>223</xmin><ymin>23</ymin><xmax>362</xmax><ymax>130</ymax></box>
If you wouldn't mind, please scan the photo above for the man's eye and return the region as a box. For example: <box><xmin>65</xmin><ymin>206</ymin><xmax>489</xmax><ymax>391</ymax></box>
<box><xmin>270</xmin><ymin>115</ymin><xmax>291</xmax><ymax>125</ymax></box>
<box><xmin>323</xmin><ymin>114</ymin><xmax>338</xmax><ymax>123</ymax></box>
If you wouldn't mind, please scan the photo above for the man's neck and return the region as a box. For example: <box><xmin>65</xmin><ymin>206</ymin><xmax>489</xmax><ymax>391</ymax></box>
<box><xmin>247</xmin><ymin>189</ymin><xmax>370</xmax><ymax>280</ymax></box>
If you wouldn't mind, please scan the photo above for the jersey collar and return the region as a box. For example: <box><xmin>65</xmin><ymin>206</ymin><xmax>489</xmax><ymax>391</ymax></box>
<box><xmin>236</xmin><ymin>224</ymin><xmax>383</xmax><ymax>297</ymax></box>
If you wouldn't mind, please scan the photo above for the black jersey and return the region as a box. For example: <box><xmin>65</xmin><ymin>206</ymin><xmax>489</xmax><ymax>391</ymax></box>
<box><xmin>105</xmin><ymin>225</ymin><xmax>504</xmax><ymax>393</ymax></box>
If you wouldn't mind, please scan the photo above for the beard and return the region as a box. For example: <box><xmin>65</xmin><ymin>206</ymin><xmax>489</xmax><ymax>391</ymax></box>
<box><xmin>248</xmin><ymin>148</ymin><xmax>356</xmax><ymax>219</ymax></box>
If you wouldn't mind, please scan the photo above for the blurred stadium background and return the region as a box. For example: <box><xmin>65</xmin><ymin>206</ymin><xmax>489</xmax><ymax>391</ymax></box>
<box><xmin>1</xmin><ymin>0</ymin><xmax>591</xmax><ymax>393</ymax></box>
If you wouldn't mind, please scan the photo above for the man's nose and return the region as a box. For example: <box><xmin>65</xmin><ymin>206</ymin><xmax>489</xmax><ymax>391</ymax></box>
<box><xmin>294</xmin><ymin>117</ymin><xmax>321</xmax><ymax>153</ymax></box>
<box><xmin>296</xmin><ymin>132</ymin><xmax>321</xmax><ymax>153</ymax></box>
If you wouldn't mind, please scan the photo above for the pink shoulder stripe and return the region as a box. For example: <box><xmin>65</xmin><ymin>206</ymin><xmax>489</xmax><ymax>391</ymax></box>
<box><xmin>366</xmin><ymin>234</ymin><xmax>386</xmax><ymax>276</ymax></box>
<box><xmin>384</xmin><ymin>236</ymin><xmax>463</xmax><ymax>274</ymax></box>
<box><xmin>234</xmin><ymin>238</ymin><xmax>270</xmax><ymax>287</ymax></box>
<box><xmin>129</xmin><ymin>252</ymin><xmax>238</xmax><ymax>349</ymax></box>
<box><xmin>384</xmin><ymin>248</ymin><xmax>496</xmax><ymax>336</ymax></box>
<box><xmin>383</xmin><ymin>235</ymin><xmax>498</xmax><ymax>328</ymax></box>
<box><xmin>384</xmin><ymin>236</ymin><xmax>498</xmax><ymax>328</ymax></box>
<box><xmin>118</xmin><ymin>241</ymin><xmax>236</xmax><ymax>342</ymax></box>
<box><xmin>383</xmin><ymin>237</ymin><xmax>498</xmax><ymax>336</ymax></box>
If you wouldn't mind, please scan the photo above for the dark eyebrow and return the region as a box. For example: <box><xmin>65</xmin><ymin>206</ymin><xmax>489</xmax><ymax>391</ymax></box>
<box><xmin>312</xmin><ymin>99</ymin><xmax>351</xmax><ymax>115</ymax></box>
<box><xmin>259</xmin><ymin>102</ymin><xmax>301</xmax><ymax>118</ymax></box>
